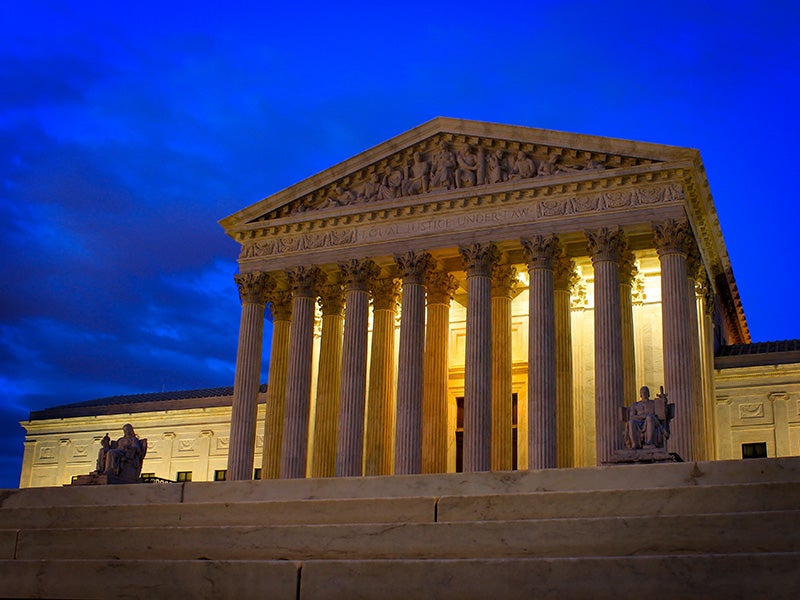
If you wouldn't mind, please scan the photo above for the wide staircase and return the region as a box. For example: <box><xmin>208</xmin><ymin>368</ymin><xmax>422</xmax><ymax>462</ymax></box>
<box><xmin>1</xmin><ymin>457</ymin><xmax>799</xmax><ymax>599</ymax></box>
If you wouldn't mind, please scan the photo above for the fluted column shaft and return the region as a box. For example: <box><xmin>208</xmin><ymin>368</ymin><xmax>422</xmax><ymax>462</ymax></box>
<box><xmin>394</xmin><ymin>251</ymin><xmax>433</xmax><ymax>475</ymax></box>
<box><xmin>228</xmin><ymin>272</ymin><xmax>272</xmax><ymax>480</ymax></box>
<box><xmin>310</xmin><ymin>283</ymin><xmax>346</xmax><ymax>477</ymax></box>
<box><xmin>523</xmin><ymin>236</ymin><xmax>560</xmax><ymax>469</ymax></box>
<box><xmin>460</xmin><ymin>243</ymin><xmax>499</xmax><ymax>472</ymax></box>
<box><xmin>687</xmin><ymin>248</ymin><xmax>705</xmax><ymax>461</ymax></box>
<box><xmin>654</xmin><ymin>220</ymin><xmax>697</xmax><ymax>462</ymax></box>
<box><xmin>365</xmin><ymin>278</ymin><xmax>400</xmax><ymax>476</ymax></box>
<box><xmin>587</xmin><ymin>228</ymin><xmax>625</xmax><ymax>464</ymax></box>
<box><xmin>554</xmin><ymin>255</ymin><xmax>577</xmax><ymax>468</ymax></box>
<box><xmin>490</xmin><ymin>265</ymin><xmax>517</xmax><ymax>471</ymax></box>
<box><xmin>619</xmin><ymin>246</ymin><xmax>638</xmax><ymax>406</ymax></box>
<box><xmin>336</xmin><ymin>259</ymin><xmax>380</xmax><ymax>477</ymax></box>
<box><xmin>280</xmin><ymin>266</ymin><xmax>325</xmax><ymax>479</ymax></box>
<box><xmin>261</xmin><ymin>291</ymin><xmax>292</xmax><ymax>479</ymax></box>
<box><xmin>423</xmin><ymin>270</ymin><xmax>457</xmax><ymax>473</ymax></box>
<box><xmin>697</xmin><ymin>277</ymin><xmax>717</xmax><ymax>459</ymax></box>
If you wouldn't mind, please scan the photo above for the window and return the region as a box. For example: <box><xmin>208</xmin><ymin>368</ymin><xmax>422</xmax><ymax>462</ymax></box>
<box><xmin>140</xmin><ymin>472</ymin><xmax>155</xmax><ymax>481</ymax></box>
<box><xmin>71</xmin><ymin>475</ymin><xmax>79</xmax><ymax>484</ymax></box>
<box><xmin>741</xmin><ymin>442</ymin><xmax>767</xmax><ymax>459</ymax></box>
<box><xmin>176</xmin><ymin>471</ymin><xmax>193</xmax><ymax>482</ymax></box>
<box><xmin>253</xmin><ymin>468</ymin><xmax>262</xmax><ymax>480</ymax></box>
<box><xmin>214</xmin><ymin>470</ymin><xmax>227</xmax><ymax>481</ymax></box>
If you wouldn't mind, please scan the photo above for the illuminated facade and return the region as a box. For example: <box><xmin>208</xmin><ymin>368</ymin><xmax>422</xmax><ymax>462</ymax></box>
<box><xmin>18</xmin><ymin>119</ymin><xmax>800</xmax><ymax>487</ymax></box>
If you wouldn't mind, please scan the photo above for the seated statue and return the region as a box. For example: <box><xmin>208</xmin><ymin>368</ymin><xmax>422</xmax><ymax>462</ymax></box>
<box><xmin>624</xmin><ymin>386</ymin><xmax>672</xmax><ymax>450</ymax></box>
<box><xmin>100</xmin><ymin>424</ymin><xmax>148</xmax><ymax>481</ymax></box>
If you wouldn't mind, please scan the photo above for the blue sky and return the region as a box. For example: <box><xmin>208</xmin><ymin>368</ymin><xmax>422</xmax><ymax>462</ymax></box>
<box><xmin>1</xmin><ymin>1</ymin><xmax>798</xmax><ymax>487</ymax></box>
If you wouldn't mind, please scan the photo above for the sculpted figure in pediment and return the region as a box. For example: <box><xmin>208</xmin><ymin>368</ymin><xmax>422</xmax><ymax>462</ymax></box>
<box><xmin>319</xmin><ymin>185</ymin><xmax>357</xmax><ymax>209</ymax></box>
<box><xmin>538</xmin><ymin>152</ymin><xmax>563</xmax><ymax>176</ymax></box>
<box><xmin>379</xmin><ymin>165</ymin><xmax>405</xmax><ymax>200</ymax></box>
<box><xmin>430</xmin><ymin>141</ymin><xmax>456</xmax><ymax>190</ymax></box>
<box><xmin>487</xmin><ymin>149</ymin><xmax>506</xmax><ymax>184</ymax></box>
<box><xmin>403</xmin><ymin>151</ymin><xmax>430</xmax><ymax>196</ymax></box>
<box><xmin>455</xmin><ymin>146</ymin><xmax>479</xmax><ymax>188</ymax></box>
<box><xmin>508</xmin><ymin>150</ymin><xmax>536</xmax><ymax>180</ymax></box>
<box><xmin>359</xmin><ymin>173</ymin><xmax>381</xmax><ymax>202</ymax></box>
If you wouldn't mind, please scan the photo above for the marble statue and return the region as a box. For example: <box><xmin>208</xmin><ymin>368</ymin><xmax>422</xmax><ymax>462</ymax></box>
<box><xmin>100</xmin><ymin>423</ymin><xmax>148</xmax><ymax>481</ymax></box>
<box><xmin>624</xmin><ymin>386</ymin><xmax>671</xmax><ymax>450</ymax></box>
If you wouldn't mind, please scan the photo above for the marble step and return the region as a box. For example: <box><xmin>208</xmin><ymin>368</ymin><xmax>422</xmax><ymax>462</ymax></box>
<box><xmin>11</xmin><ymin>509</ymin><xmax>800</xmax><ymax>561</ymax></box>
<box><xmin>1</xmin><ymin>479</ymin><xmax>797</xmax><ymax>530</ymax></box>
<box><xmin>2</xmin><ymin>553</ymin><xmax>799</xmax><ymax>600</ymax></box>
<box><xmin>5</xmin><ymin>456</ymin><xmax>799</xmax><ymax>509</ymax></box>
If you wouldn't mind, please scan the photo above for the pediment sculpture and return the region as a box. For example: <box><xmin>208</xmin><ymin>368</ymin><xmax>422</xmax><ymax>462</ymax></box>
<box><xmin>252</xmin><ymin>134</ymin><xmax>648</xmax><ymax>224</ymax></box>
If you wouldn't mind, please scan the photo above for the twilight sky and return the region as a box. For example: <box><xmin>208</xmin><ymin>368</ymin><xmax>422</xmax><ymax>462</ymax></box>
<box><xmin>1</xmin><ymin>1</ymin><xmax>798</xmax><ymax>487</ymax></box>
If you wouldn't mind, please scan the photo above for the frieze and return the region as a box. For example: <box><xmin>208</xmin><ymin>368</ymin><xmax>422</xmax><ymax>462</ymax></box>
<box><xmin>239</xmin><ymin>182</ymin><xmax>683</xmax><ymax>260</ymax></box>
<box><xmin>251</xmin><ymin>133</ymin><xmax>658</xmax><ymax>223</ymax></box>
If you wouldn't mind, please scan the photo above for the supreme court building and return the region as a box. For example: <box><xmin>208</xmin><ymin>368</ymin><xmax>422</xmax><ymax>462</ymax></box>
<box><xmin>19</xmin><ymin>119</ymin><xmax>800</xmax><ymax>487</ymax></box>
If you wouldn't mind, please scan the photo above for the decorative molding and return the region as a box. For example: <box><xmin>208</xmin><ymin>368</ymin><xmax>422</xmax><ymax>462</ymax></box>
<box><xmin>237</xmin><ymin>182</ymin><xmax>684</xmax><ymax>260</ymax></box>
<box><xmin>287</xmin><ymin>265</ymin><xmax>326</xmax><ymax>298</ymax></box>
<box><xmin>318</xmin><ymin>282</ymin><xmax>346</xmax><ymax>317</ymax></box>
<box><xmin>266</xmin><ymin>289</ymin><xmax>293</xmax><ymax>321</ymax></box>
<box><xmin>738</xmin><ymin>402</ymin><xmax>765</xmax><ymax>419</ymax></box>
<box><xmin>339</xmin><ymin>258</ymin><xmax>380</xmax><ymax>292</ymax></box>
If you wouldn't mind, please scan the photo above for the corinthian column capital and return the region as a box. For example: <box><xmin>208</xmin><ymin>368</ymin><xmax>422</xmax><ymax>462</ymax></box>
<box><xmin>491</xmin><ymin>264</ymin><xmax>519</xmax><ymax>298</ymax></box>
<box><xmin>395</xmin><ymin>251</ymin><xmax>434</xmax><ymax>284</ymax></box>
<box><xmin>426</xmin><ymin>270</ymin><xmax>458</xmax><ymax>304</ymax></box>
<box><xmin>521</xmin><ymin>235</ymin><xmax>561</xmax><ymax>270</ymax></box>
<box><xmin>339</xmin><ymin>258</ymin><xmax>380</xmax><ymax>291</ymax></box>
<box><xmin>586</xmin><ymin>227</ymin><xmax>624</xmax><ymax>263</ymax></box>
<box><xmin>653</xmin><ymin>219</ymin><xmax>692</xmax><ymax>257</ymax></box>
<box><xmin>266</xmin><ymin>289</ymin><xmax>293</xmax><ymax>321</ymax></box>
<box><xmin>459</xmin><ymin>242</ymin><xmax>500</xmax><ymax>277</ymax></box>
<box><xmin>234</xmin><ymin>272</ymin><xmax>273</xmax><ymax>305</ymax></box>
<box><xmin>287</xmin><ymin>265</ymin><xmax>326</xmax><ymax>297</ymax></box>
<box><xmin>318</xmin><ymin>282</ymin><xmax>346</xmax><ymax>317</ymax></box>
<box><xmin>370</xmin><ymin>277</ymin><xmax>401</xmax><ymax>311</ymax></box>
<box><xmin>618</xmin><ymin>246</ymin><xmax>638</xmax><ymax>287</ymax></box>
<box><xmin>553</xmin><ymin>254</ymin><xmax>578</xmax><ymax>292</ymax></box>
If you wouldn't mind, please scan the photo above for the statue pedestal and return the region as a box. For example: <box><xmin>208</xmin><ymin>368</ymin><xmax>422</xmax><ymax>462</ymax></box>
<box><xmin>70</xmin><ymin>472</ymin><xmax>141</xmax><ymax>486</ymax></box>
<box><xmin>605</xmin><ymin>448</ymin><xmax>679</xmax><ymax>464</ymax></box>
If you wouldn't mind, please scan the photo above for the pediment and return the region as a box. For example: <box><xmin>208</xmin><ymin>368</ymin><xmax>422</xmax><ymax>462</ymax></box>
<box><xmin>219</xmin><ymin>118</ymin><xmax>696</xmax><ymax>234</ymax></box>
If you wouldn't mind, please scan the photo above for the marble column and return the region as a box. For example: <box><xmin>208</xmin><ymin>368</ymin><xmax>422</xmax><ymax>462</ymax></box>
<box><xmin>280</xmin><ymin>266</ymin><xmax>325</xmax><ymax>479</ymax></box>
<box><xmin>336</xmin><ymin>259</ymin><xmax>380</xmax><ymax>477</ymax></box>
<box><xmin>686</xmin><ymin>247</ymin><xmax>706</xmax><ymax>461</ymax></box>
<box><xmin>697</xmin><ymin>275</ymin><xmax>717</xmax><ymax>459</ymax></box>
<box><xmin>490</xmin><ymin>264</ymin><xmax>517</xmax><ymax>472</ymax></box>
<box><xmin>261</xmin><ymin>290</ymin><xmax>292</xmax><ymax>479</ymax></box>
<box><xmin>618</xmin><ymin>245</ymin><xmax>638</xmax><ymax>406</ymax></box>
<box><xmin>459</xmin><ymin>243</ymin><xmax>499</xmax><ymax>472</ymax></box>
<box><xmin>310</xmin><ymin>281</ymin><xmax>346</xmax><ymax>478</ymax></box>
<box><xmin>394</xmin><ymin>251</ymin><xmax>433</xmax><ymax>475</ymax></box>
<box><xmin>422</xmin><ymin>269</ymin><xmax>457</xmax><ymax>474</ymax></box>
<box><xmin>586</xmin><ymin>228</ymin><xmax>625</xmax><ymax>465</ymax></box>
<box><xmin>653</xmin><ymin>219</ymin><xmax>697</xmax><ymax>462</ymax></box>
<box><xmin>365</xmin><ymin>277</ymin><xmax>401</xmax><ymax>476</ymax></box>
<box><xmin>228</xmin><ymin>271</ymin><xmax>272</xmax><ymax>480</ymax></box>
<box><xmin>553</xmin><ymin>253</ymin><xmax>577</xmax><ymax>468</ymax></box>
<box><xmin>522</xmin><ymin>236</ymin><xmax>560</xmax><ymax>470</ymax></box>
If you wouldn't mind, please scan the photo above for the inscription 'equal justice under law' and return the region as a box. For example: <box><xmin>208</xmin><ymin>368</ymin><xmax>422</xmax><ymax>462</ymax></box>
<box><xmin>362</xmin><ymin>207</ymin><xmax>532</xmax><ymax>241</ymax></box>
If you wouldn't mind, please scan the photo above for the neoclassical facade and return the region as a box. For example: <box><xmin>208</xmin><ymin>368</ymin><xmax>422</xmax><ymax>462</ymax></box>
<box><xmin>219</xmin><ymin>118</ymin><xmax>747</xmax><ymax>481</ymax></box>
<box><xmin>19</xmin><ymin>119</ymin><xmax>800</xmax><ymax>488</ymax></box>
